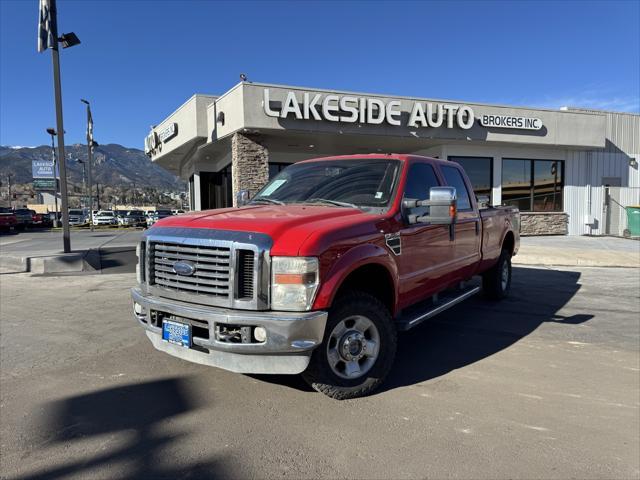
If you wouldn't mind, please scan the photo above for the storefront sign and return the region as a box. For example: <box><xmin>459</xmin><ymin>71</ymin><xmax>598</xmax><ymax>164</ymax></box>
<box><xmin>263</xmin><ymin>89</ymin><xmax>545</xmax><ymax>132</ymax></box>
<box><xmin>32</xmin><ymin>160</ymin><xmax>58</xmax><ymax>178</ymax></box>
<box><xmin>479</xmin><ymin>115</ymin><xmax>542</xmax><ymax>130</ymax></box>
<box><xmin>158</xmin><ymin>122</ymin><xmax>178</xmax><ymax>142</ymax></box>
<box><xmin>144</xmin><ymin>131</ymin><xmax>159</xmax><ymax>156</ymax></box>
<box><xmin>263</xmin><ymin>89</ymin><xmax>475</xmax><ymax>130</ymax></box>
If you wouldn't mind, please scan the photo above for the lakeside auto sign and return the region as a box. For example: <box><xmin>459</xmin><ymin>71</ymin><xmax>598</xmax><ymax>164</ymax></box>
<box><xmin>32</xmin><ymin>160</ymin><xmax>59</xmax><ymax>178</ymax></box>
<box><xmin>262</xmin><ymin>89</ymin><xmax>543</xmax><ymax>131</ymax></box>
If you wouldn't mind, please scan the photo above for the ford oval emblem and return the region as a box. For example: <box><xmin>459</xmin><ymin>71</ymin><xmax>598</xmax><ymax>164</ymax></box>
<box><xmin>173</xmin><ymin>260</ymin><xmax>196</xmax><ymax>276</ymax></box>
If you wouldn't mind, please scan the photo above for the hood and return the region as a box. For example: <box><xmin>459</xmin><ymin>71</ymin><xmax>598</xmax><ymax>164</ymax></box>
<box><xmin>152</xmin><ymin>205</ymin><xmax>380</xmax><ymax>255</ymax></box>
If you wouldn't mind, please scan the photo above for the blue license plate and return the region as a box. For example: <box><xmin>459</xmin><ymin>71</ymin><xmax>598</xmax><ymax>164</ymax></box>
<box><xmin>162</xmin><ymin>319</ymin><xmax>191</xmax><ymax>348</ymax></box>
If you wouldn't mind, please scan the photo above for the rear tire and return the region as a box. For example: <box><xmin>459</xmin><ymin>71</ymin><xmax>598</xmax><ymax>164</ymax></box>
<box><xmin>483</xmin><ymin>248</ymin><xmax>512</xmax><ymax>300</ymax></box>
<box><xmin>302</xmin><ymin>291</ymin><xmax>397</xmax><ymax>400</ymax></box>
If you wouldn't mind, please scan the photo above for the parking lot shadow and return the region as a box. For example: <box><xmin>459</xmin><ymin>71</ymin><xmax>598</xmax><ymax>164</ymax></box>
<box><xmin>15</xmin><ymin>378</ymin><xmax>230</xmax><ymax>480</ymax></box>
<box><xmin>383</xmin><ymin>266</ymin><xmax>592</xmax><ymax>392</ymax></box>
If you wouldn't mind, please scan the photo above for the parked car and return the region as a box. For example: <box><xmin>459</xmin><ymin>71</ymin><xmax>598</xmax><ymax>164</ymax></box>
<box><xmin>0</xmin><ymin>208</ymin><xmax>17</xmax><ymax>233</ymax></box>
<box><xmin>119</xmin><ymin>210</ymin><xmax>147</xmax><ymax>227</ymax></box>
<box><xmin>145</xmin><ymin>209</ymin><xmax>173</xmax><ymax>227</ymax></box>
<box><xmin>93</xmin><ymin>210</ymin><xmax>118</xmax><ymax>226</ymax></box>
<box><xmin>68</xmin><ymin>209</ymin><xmax>90</xmax><ymax>226</ymax></box>
<box><xmin>30</xmin><ymin>211</ymin><xmax>53</xmax><ymax>228</ymax></box>
<box><xmin>12</xmin><ymin>208</ymin><xmax>34</xmax><ymax>230</ymax></box>
<box><xmin>131</xmin><ymin>154</ymin><xmax>520</xmax><ymax>399</ymax></box>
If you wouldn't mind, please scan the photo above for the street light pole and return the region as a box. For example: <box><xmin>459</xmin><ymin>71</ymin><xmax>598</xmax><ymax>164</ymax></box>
<box><xmin>81</xmin><ymin>99</ymin><xmax>94</xmax><ymax>231</ymax></box>
<box><xmin>48</xmin><ymin>0</ymin><xmax>71</xmax><ymax>252</ymax></box>
<box><xmin>46</xmin><ymin>128</ymin><xmax>60</xmax><ymax>227</ymax></box>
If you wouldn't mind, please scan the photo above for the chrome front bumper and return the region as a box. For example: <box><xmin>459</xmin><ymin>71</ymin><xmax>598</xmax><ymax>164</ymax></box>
<box><xmin>131</xmin><ymin>287</ymin><xmax>328</xmax><ymax>374</ymax></box>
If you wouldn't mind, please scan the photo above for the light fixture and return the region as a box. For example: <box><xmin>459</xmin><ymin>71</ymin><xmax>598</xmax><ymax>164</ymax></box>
<box><xmin>59</xmin><ymin>32</ymin><xmax>81</xmax><ymax>49</ymax></box>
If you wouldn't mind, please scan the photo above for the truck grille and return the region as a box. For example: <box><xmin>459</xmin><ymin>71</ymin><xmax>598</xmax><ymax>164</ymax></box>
<box><xmin>150</xmin><ymin>242</ymin><xmax>231</xmax><ymax>298</ymax></box>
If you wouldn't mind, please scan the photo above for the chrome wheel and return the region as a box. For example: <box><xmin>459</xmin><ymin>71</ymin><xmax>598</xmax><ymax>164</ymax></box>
<box><xmin>501</xmin><ymin>258</ymin><xmax>510</xmax><ymax>291</ymax></box>
<box><xmin>326</xmin><ymin>315</ymin><xmax>380</xmax><ymax>379</ymax></box>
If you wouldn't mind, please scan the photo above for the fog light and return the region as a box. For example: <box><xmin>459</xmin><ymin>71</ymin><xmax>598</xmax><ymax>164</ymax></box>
<box><xmin>133</xmin><ymin>302</ymin><xmax>142</xmax><ymax>315</ymax></box>
<box><xmin>254</xmin><ymin>326</ymin><xmax>267</xmax><ymax>342</ymax></box>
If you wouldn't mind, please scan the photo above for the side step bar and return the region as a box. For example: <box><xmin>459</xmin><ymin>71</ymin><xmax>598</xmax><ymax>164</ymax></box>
<box><xmin>396</xmin><ymin>286</ymin><xmax>481</xmax><ymax>331</ymax></box>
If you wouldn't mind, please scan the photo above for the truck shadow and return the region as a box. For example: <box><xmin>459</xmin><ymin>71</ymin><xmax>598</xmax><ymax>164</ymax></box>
<box><xmin>12</xmin><ymin>378</ymin><xmax>231</xmax><ymax>480</ymax></box>
<box><xmin>382</xmin><ymin>266</ymin><xmax>593</xmax><ymax>393</ymax></box>
<box><xmin>255</xmin><ymin>266</ymin><xmax>592</xmax><ymax>395</ymax></box>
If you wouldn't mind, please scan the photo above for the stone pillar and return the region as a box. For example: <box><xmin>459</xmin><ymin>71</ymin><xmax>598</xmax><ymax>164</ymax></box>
<box><xmin>231</xmin><ymin>132</ymin><xmax>269</xmax><ymax>206</ymax></box>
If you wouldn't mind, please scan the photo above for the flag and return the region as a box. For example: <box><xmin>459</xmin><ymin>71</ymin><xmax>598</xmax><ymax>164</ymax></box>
<box><xmin>37</xmin><ymin>0</ymin><xmax>56</xmax><ymax>53</ymax></box>
<box><xmin>87</xmin><ymin>107</ymin><xmax>94</xmax><ymax>144</ymax></box>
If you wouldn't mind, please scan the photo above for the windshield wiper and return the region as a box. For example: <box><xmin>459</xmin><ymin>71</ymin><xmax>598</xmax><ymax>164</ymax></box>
<box><xmin>250</xmin><ymin>197</ymin><xmax>285</xmax><ymax>206</ymax></box>
<box><xmin>304</xmin><ymin>198</ymin><xmax>358</xmax><ymax>209</ymax></box>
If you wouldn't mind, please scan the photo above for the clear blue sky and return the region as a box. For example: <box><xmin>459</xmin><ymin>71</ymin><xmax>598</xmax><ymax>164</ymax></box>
<box><xmin>1</xmin><ymin>0</ymin><xmax>638</xmax><ymax>148</ymax></box>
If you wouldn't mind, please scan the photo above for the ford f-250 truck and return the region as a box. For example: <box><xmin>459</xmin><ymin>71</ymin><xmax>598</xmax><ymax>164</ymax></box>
<box><xmin>132</xmin><ymin>154</ymin><xmax>519</xmax><ymax>399</ymax></box>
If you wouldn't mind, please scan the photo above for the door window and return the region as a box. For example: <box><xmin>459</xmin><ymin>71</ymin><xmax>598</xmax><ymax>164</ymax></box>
<box><xmin>403</xmin><ymin>163</ymin><xmax>440</xmax><ymax>218</ymax></box>
<box><xmin>441</xmin><ymin>166</ymin><xmax>472</xmax><ymax>210</ymax></box>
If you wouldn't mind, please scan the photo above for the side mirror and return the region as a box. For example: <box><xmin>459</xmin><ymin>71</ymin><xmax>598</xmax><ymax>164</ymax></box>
<box><xmin>404</xmin><ymin>186</ymin><xmax>457</xmax><ymax>225</ymax></box>
<box><xmin>236</xmin><ymin>189</ymin><xmax>250</xmax><ymax>207</ymax></box>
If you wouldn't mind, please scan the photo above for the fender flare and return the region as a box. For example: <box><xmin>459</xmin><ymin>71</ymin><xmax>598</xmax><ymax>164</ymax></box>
<box><xmin>313</xmin><ymin>243</ymin><xmax>399</xmax><ymax>314</ymax></box>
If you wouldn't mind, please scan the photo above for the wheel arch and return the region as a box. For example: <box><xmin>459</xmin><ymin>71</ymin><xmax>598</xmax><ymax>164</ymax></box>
<box><xmin>313</xmin><ymin>244</ymin><xmax>399</xmax><ymax>316</ymax></box>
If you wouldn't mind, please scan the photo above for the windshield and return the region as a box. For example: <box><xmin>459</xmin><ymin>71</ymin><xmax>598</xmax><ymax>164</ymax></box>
<box><xmin>98</xmin><ymin>211</ymin><xmax>114</xmax><ymax>217</ymax></box>
<box><xmin>156</xmin><ymin>210</ymin><xmax>172</xmax><ymax>216</ymax></box>
<box><xmin>252</xmin><ymin>159</ymin><xmax>401</xmax><ymax>211</ymax></box>
<box><xmin>128</xmin><ymin>211</ymin><xmax>144</xmax><ymax>216</ymax></box>
<box><xmin>69</xmin><ymin>210</ymin><xmax>84</xmax><ymax>215</ymax></box>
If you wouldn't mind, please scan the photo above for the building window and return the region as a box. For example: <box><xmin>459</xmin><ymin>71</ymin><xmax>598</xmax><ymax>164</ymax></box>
<box><xmin>440</xmin><ymin>165</ymin><xmax>472</xmax><ymax>210</ymax></box>
<box><xmin>502</xmin><ymin>158</ymin><xmax>563</xmax><ymax>212</ymax></box>
<box><xmin>448</xmin><ymin>156</ymin><xmax>492</xmax><ymax>199</ymax></box>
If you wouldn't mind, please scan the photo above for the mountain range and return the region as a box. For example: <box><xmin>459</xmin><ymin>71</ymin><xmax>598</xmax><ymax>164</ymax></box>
<box><xmin>0</xmin><ymin>144</ymin><xmax>185</xmax><ymax>191</ymax></box>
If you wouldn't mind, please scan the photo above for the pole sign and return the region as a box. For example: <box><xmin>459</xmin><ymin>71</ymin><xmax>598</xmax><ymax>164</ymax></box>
<box><xmin>32</xmin><ymin>160</ymin><xmax>59</xmax><ymax>178</ymax></box>
<box><xmin>33</xmin><ymin>178</ymin><xmax>57</xmax><ymax>191</ymax></box>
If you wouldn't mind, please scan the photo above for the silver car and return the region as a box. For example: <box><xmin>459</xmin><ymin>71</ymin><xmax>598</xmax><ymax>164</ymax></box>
<box><xmin>68</xmin><ymin>209</ymin><xmax>89</xmax><ymax>226</ymax></box>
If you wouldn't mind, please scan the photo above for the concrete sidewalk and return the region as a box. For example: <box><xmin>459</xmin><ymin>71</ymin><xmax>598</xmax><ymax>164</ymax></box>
<box><xmin>0</xmin><ymin>229</ymin><xmax>142</xmax><ymax>274</ymax></box>
<box><xmin>515</xmin><ymin>235</ymin><xmax>640</xmax><ymax>268</ymax></box>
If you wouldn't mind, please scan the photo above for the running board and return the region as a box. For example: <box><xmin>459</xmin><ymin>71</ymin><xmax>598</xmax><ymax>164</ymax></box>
<box><xmin>396</xmin><ymin>286</ymin><xmax>481</xmax><ymax>331</ymax></box>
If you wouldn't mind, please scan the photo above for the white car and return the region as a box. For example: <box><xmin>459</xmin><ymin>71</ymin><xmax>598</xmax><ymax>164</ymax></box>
<box><xmin>93</xmin><ymin>210</ymin><xmax>118</xmax><ymax>226</ymax></box>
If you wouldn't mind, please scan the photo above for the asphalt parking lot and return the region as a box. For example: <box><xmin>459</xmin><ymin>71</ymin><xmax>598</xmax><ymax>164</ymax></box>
<box><xmin>1</xmin><ymin>266</ymin><xmax>639</xmax><ymax>479</ymax></box>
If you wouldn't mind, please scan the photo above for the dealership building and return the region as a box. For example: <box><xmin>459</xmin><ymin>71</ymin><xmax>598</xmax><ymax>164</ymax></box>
<box><xmin>145</xmin><ymin>82</ymin><xmax>639</xmax><ymax>236</ymax></box>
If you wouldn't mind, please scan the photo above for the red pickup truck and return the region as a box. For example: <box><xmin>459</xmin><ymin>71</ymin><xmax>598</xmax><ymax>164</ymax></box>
<box><xmin>132</xmin><ymin>154</ymin><xmax>519</xmax><ymax>399</ymax></box>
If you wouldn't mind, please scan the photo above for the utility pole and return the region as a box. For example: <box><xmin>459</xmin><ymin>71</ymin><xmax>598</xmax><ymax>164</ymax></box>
<box><xmin>7</xmin><ymin>174</ymin><xmax>13</xmax><ymax>209</ymax></box>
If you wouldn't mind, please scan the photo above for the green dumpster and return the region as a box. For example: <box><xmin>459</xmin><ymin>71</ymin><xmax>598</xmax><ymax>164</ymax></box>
<box><xmin>625</xmin><ymin>206</ymin><xmax>640</xmax><ymax>237</ymax></box>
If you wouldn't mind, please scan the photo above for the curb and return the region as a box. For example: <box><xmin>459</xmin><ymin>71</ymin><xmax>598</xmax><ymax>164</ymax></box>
<box><xmin>513</xmin><ymin>256</ymin><xmax>639</xmax><ymax>268</ymax></box>
<box><xmin>1</xmin><ymin>246</ymin><xmax>136</xmax><ymax>275</ymax></box>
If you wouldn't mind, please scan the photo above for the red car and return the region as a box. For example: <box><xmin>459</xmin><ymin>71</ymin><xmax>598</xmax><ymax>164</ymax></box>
<box><xmin>131</xmin><ymin>154</ymin><xmax>520</xmax><ymax>398</ymax></box>
<box><xmin>0</xmin><ymin>209</ymin><xmax>18</xmax><ymax>233</ymax></box>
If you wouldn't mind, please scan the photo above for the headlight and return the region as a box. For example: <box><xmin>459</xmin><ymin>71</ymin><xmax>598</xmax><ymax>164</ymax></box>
<box><xmin>271</xmin><ymin>257</ymin><xmax>319</xmax><ymax>311</ymax></box>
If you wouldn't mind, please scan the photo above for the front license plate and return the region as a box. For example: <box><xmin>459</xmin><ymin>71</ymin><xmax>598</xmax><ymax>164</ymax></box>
<box><xmin>162</xmin><ymin>319</ymin><xmax>191</xmax><ymax>348</ymax></box>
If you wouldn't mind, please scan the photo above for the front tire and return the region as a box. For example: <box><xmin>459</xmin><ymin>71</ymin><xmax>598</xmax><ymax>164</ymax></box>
<box><xmin>302</xmin><ymin>291</ymin><xmax>397</xmax><ymax>400</ymax></box>
<box><xmin>483</xmin><ymin>248</ymin><xmax>512</xmax><ymax>300</ymax></box>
